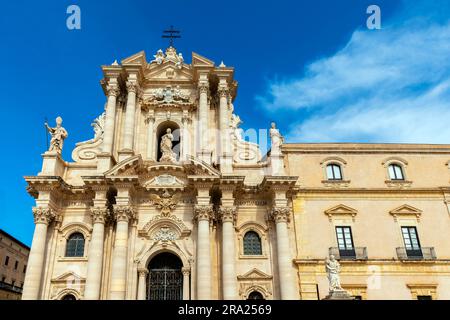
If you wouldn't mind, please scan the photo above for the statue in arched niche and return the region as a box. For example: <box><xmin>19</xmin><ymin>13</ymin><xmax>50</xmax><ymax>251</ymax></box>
<box><xmin>159</xmin><ymin>128</ymin><xmax>177</xmax><ymax>162</ymax></box>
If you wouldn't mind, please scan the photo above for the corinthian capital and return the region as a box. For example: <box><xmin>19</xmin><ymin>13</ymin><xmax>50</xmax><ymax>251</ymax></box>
<box><xmin>198</xmin><ymin>82</ymin><xmax>209</xmax><ymax>95</ymax></box>
<box><xmin>194</xmin><ymin>205</ymin><xmax>214</xmax><ymax>222</ymax></box>
<box><xmin>217</xmin><ymin>87</ymin><xmax>229</xmax><ymax>98</ymax></box>
<box><xmin>219</xmin><ymin>206</ymin><xmax>237</xmax><ymax>224</ymax></box>
<box><xmin>90</xmin><ymin>207</ymin><xmax>110</xmax><ymax>224</ymax></box>
<box><xmin>32</xmin><ymin>207</ymin><xmax>56</xmax><ymax>225</ymax></box>
<box><xmin>269</xmin><ymin>206</ymin><xmax>291</xmax><ymax>223</ymax></box>
<box><xmin>126</xmin><ymin>81</ymin><xmax>139</xmax><ymax>94</ymax></box>
<box><xmin>107</xmin><ymin>84</ymin><xmax>120</xmax><ymax>97</ymax></box>
<box><xmin>113</xmin><ymin>205</ymin><xmax>135</xmax><ymax>222</ymax></box>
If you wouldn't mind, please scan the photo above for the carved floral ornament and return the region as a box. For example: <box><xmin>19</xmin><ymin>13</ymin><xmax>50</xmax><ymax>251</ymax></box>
<box><xmin>268</xmin><ymin>207</ymin><xmax>291</xmax><ymax>223</ymax></box>
<box><xmin>152</xmin><ymin>225</ymin><xmax>178</xmax><ymax>242</ymax></box>
<box><xmin>32</xmin><ymin>207</ymin><xmax>58</xmax><ymax>225</ymax></box>
<box><xmin>194</xmin><ymin>205</ymin><xmax>214</xmax><ymax>222</ymax></box>
<box><xmin>149</xmin><ymin>190</ymin><xmax>182</xmax><ymax>217</ymax></box>
<box><xmin>90</xmin><ymin>207</ymin><xmax>111</xmax><ymax>224</ymax></box>
<box><xmin>113</xmin><ymin>205</ymin><xmax>136</xmax><ymax>222</ymax></box>
<box><xmin>219</xmin><ymin>206</ymin><xmax>237</xmax><ymax>224</ymax></box>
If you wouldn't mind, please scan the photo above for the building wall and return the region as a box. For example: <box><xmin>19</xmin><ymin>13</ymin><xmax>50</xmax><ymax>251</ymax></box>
<box><xmin>285</xmin><ymin>144</ymin><xmax>450</xmax><ymax>300</ymax></box>
<box><xmin>0</xmin><ymin>230</ymin><xmax>30</xmax><ymax>299</ymax></box>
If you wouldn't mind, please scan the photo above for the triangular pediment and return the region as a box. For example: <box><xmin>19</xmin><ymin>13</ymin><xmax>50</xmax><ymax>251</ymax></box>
<box><xmin>121</xmin><ymin>50</ymin><xmax>147</xmax><ymax>66</ymax></box>
<box><xmin>192</xmin><ymin>52</ymin><xmax>215</xmax><ymax>67</ymax></box>
<box><xmin>52</xmin><ymin>271</ymin><xmax>84</xmax><ymax>283</ymax></box>
<box><xmin>390</xmin><ymin>205</ymin><xmax>422</xmax><ymax>217</ymax></box>
<box><xmin>324</xmin><ymin>204</ymin><xmax>358</xmax><ymax>218</ymax></box>
<box><xmin>146</xmin><ymin>63</ymin><xmax>193</xmax><ymax>81</ymax></box>
<box><xmin>104</xmin><ymin>155</ymin><xmax>143</xmax><ymax>176</ymax></box>
<box><xmin>238</xmin><ymin>268</ymin><xmax>272</xmax><ymax>280</ymax></box>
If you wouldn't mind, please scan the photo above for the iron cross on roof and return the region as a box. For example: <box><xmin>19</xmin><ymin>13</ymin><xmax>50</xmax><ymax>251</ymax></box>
<box><xmin>162</xmin><ymin>26</ymin><xmax>181</xmax><ymax>47</ymax></box>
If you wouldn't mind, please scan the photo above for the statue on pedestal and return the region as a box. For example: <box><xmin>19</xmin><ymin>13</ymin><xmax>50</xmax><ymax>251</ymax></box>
<box><xmin>159</xmin><ymin>128</ymin><xmax>177</xmax><ymax>162</ymax></box>
<box><xmin>269</xmin><ymin>122</ymin><xmax>284</xmax><ymax>154</ymax></box>
<box><xmin>45</xmin><ymin>117</ymin><xmax>68</xmax><ymax>154</ymax></box>
<box><xmin>325</xmin><ymin>255</ymin><xmax>343</xmax><ymax>292</ymax></box>
<box><xmin>323</xmin><ymin>254</ymin><xmax>354</xmax><ymax>300</ymax></box>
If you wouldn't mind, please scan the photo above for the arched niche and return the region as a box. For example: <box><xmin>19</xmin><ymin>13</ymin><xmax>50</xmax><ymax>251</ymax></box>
<box><xmin>156</xmin><ymin>121</ymin><xmax>181</xmax><ymax>161</ymax></box>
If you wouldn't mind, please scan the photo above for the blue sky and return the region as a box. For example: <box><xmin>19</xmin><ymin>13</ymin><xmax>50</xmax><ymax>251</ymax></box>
<box><xmin>0</xmin><ymin>0</ymin><xmax>449</xmax><ymax>245</ymax></box>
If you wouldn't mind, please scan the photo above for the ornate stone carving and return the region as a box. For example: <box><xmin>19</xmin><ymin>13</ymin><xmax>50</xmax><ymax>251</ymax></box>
<box><xmin>45</xmin><ymin>117</ymin><xmax>68</xmax><ymax>154</ymax></box>
<box><xmin>138</xmin><ymin>268</ymin><xmax>149</xmax><ymax>277</ymax></box>
<box><xmin>71</xmin><ymin>112</ymin><xmax>105</xmax><ymax>162</ymax></box>
<box><xmin>32</xmin><ymin>207</ymin><xmax>56</xmax><ymax>225</ymax></box>
<box><xmin>219</xmin><ymin>206</ymin><xmax>237</xmax><ymax>224</ymax></box>
<box><xmin>198</xmin><ymin>83</ymin><xmax>209</xmax><ymax>94</ymax></box>
<box><xmin>147</xmin><ymin>85</ymin><xmax>190</xmax><ymax>105</ymax></box>
<box><xmin>106</xmin><ymin>84</ymin><xmax>120</xmax><ymax>97</ymax></box>
<box><xmin>217</xmin><ymin>87</ymin><xmax>229</xmax><ymax>98</ymax></box>
<box><xmin>126</xmin><ymin>81</ymin><xmax>138</xmax><ymax>94</ymax></box>
<box><xmin>194</xmin><ymin>205</ymin><xmax>214</xmax><ymax>222</ymax></box>
<box><xmin>149</xmin><ymin>190</ymin><xmax>182</xmax><ymax>217</ymax></box>
<box><xmin>90</xmin><ymin>207</ymin><xmax>110</xmax><ymax>224</ymax></box>
<box><xmin>229</xmin><ymin>114</ymin><xmax>262</xmax><ymax>164</ymax></box>
<box><xmin>152</xmin><ymin>226</ymin><xmax>178</xmax><ymax>242</ymax></box>
<box><xmin>113</xmin><ymin>205</ymin><xmax>135</xmax><ymax>222</ymax></box>
<box><xmin>269</xmin><ymin>207</ymin><xmax>291</xmax><ymax>223</ymax></box>
<box><xmin>181</xmin><ymin>267</ymin><xmax>191</xmax><ymax>276</ymax></box>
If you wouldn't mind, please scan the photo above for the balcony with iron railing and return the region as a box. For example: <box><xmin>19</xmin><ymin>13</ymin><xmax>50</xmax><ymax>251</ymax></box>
<box><xmin>396</xmin><ymin>247</ymin><xmax>436</xmax><ymax>261</ymax></box>
<box><xmin>329</xmin><ymin>247</ymin><xmax>368</xmax><ymax>260</ymax></box>
<box><xmin>0</xmin><ymin>281</ymin><xmax>23</xmax><ymax>294</ymax></box>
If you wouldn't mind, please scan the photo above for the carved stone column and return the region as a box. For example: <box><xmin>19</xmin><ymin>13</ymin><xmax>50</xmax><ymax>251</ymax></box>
<box><xmin>181</xmin><ymin>110</ymin><xmax>190</xmax><ymax>161</ymax></box>
<box><xmin>182</xmin><ymin>267</ymin><xmax>191</xmax><ymax>300</ymax></box>
<box><xmin>194</xmin><ymin>205</ymin><xmax>213</xmax><ymax>300</ymax></box>
<box><xmin>197</xmin><ymin>75</ymin><xmax>211</xmax><ymax>163</ymax></box>
<box><xmin>219</xmin><ymin>206</ymin><xmax>237</xmax><ymax>300</ymax></box>
<box><xmin>109</xmin><ymin>205</ymin><xmax>134</xmax><ymax>300</ymax></box>
<box><xmin>137</xmin><ymin>268</ymin><xmax>148</xmax><ymax>300</ymax></box>
<box><xmin>102</xmin><ymin>83</ymin><xmax>120</xmax><ymax>155</ymax></box>
<box><xmin>218</xmin><ymin>85</ymin><xmax>232</xmax><ymax>173</ymax></box>
<box><xmin>146</xmin><ymin>109</ymin><xmax>156</xmax><ymax>160</ymax></box>
<box><xmin>270</xmin><ymin>207</ymin><xmax>297</xmax><ymax>300</ymax></box>
<box><xmin>84</xmin><ymin>207</ymin><xmax>109</xmax><ymax>300</ymax></box>
<box><xmin>120</xmin><ymin>81</ymin><xmax>139</xmax><ymax>160</ymax></box>
<box><xmin>22</xmin><ymin>207</ymin><xmax>55</xmax><ymax>300</ymax></box>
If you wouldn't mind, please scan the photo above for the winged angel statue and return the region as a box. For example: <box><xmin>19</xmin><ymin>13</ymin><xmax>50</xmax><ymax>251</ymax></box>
<box><xmin>149</xmin><ymin>190</ymin><xmax>182</xmax><ymax>217</ymax></box>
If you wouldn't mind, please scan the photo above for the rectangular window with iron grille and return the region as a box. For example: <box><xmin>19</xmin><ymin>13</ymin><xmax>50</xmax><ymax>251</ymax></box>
<box><xmin>335</xmin><ymin>226</ymin><xmax>356</xmax><ymax>258</ymax></box>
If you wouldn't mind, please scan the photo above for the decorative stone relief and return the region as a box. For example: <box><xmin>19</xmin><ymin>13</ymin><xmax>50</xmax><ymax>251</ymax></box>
<box><xmin>149</xmin><ymin>190</ymin><xmax>182</xmax><ymax>217</ymax></box>
<box><xmin>268</xmin><ymin>207</ymin><xmax>291</xmax><ymax>223</ymax></box>
<box><xmin>230</xmin><ymin>114</ymin><xmax>262</xmax><ymax>164</ymax></box>
<box><xmin>71</xmin><ymin>112</ymin><xmax>106</xmax><ymax>162</ymax></box>
<box><xmin>32</xmin><ymin>207</ymin><xmax>57</xmax><ymax>225</ymax></box>
<box><xmin>194</xmin><ymin>205</ymin><xmax>214</xmax><ymax>222</ymax></box>
<box><xmin>152</xmin><ymin>226</ymin><xmax>178</xmax><ymax>242</ymax></box>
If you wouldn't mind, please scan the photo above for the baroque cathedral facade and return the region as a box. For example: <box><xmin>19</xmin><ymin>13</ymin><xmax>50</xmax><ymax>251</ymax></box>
<box><xmin>22</xmin><ymin>46</ymin><xmax>450</xmax><ymax>300</ymax></box>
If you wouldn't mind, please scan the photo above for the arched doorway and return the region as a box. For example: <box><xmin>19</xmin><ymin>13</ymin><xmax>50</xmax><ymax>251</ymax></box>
<box><xmin>156</xmin><ymin>121</ymin><xmax>180</xmax><ymax>162</ymax></box>
<box><xmin>147</xmin><ymin>252</ymin><xmax>183</xmax><ymax>300</ymax></box>
<box><xmin>247</xmin><ymin>291</ymin><xmax>265</xmax><ymax>300</ymax></box>
<box><xmin>61</xmin><ymin>294</ymin><xmax>77</xmax><ymax>301</ymax></box>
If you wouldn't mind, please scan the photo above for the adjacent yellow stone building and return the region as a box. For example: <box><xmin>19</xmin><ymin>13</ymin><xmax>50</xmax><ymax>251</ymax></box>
<box><xmin>22</xmin><ymin>46</ymin><xmax>450</xmax><ymax>300</ymax></box>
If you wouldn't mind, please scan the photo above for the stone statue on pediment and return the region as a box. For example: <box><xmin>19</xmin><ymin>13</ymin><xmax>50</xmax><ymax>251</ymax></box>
<box><xmin>45</xmin><ymin>117</ymin><xmax>68</xmax><ymax>154</ymax></box>
<box><xmin>152</xmin><ymin>49</ymin><xmax>165</xmax><ymax>64</ymax></box>
<box><xmin>270</xmin><ymin>122</ymin><xmax>284</xmax><ymax>154</ymax></box>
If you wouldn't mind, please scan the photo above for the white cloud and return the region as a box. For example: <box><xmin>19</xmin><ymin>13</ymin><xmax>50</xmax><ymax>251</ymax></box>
<box><xmin>258</xmin><ymin>4</ymin><xmax>450</xmax><ymax>143</ymax></box>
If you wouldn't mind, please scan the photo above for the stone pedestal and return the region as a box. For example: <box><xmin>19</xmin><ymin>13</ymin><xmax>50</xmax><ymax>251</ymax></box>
<box><xmin>323</xmin><ymin>290</ymin><xmax>355</xmax><ymax>300</ymax></box>
<box><xmin>118</xmin><ymin>149</ymin><xmax>135</xmax><ymax>162</ymax></box>
<box><xmin>39</xmin><ymin>152</ymin><xmax>65</xmax><ymax>176</ymax></box>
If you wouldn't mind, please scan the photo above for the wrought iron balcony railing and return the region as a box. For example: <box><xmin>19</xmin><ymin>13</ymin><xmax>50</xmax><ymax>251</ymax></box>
<box><xmin>396</xmin><ymin>247</ymin><xmax>436</xmax><ymax>261</ymax></box>
<box><xmin>0</xmin><ymin>281</ymin><xmax>23</xmax><ymax>293</ymax></box>
<box><xmin>329</xmin><ymin>247</ymin><xmax>368</xmax><ymax>260</ymax></box>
